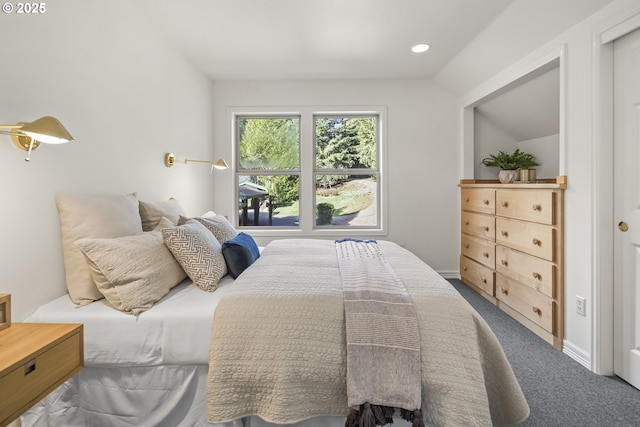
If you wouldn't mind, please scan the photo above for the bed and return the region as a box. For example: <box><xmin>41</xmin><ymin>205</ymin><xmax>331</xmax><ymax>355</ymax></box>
<box><xmin>21</xmin><ymin>193</ymin><xmax>529</xmax><ymax>426</ymax></box>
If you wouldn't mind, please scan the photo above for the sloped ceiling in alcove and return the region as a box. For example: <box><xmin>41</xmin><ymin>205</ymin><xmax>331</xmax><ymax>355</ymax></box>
<box><xmin>475</xmin><ymin>66</ymin><xmax>560</xmax><ymax>141</ymax></box>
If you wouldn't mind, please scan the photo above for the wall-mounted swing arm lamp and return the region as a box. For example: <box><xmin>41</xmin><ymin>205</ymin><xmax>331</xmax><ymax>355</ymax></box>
<box><xmin>0</xmin><ymin>116</ymin><xmax>74</xmax><ymax>161</ymax></box>
<box><xmin>164</xmin><ymin>152</ymin><xmax>229</xmax><ymax>175</ymax></box>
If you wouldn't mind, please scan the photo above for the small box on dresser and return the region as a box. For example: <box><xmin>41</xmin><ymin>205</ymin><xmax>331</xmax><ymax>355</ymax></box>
<box><xmin>459</xmin><ymin>176</ymin><xmax>566</xmax><ymax>349</ymax></box>
<box><xmin>0</xmin><ymin>294</ymin><xmax>10</xmax><ymax>332</ymax></box>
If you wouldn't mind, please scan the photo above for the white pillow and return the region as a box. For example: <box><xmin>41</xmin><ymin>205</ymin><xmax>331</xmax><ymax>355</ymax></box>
<box><xmin>75</xmin><ymin>219</ymin><xmax>186</xmax><ymax>315</ymax></box>
<box><xmin>139</xmin><ymin>198</ymin><xmax>187</xmax><ymax>231</ymax></box>
<box><xmin>56</xmin><ymin>193</ymin><xmax>143</xmax><ymax>305</ymax></box>
<box><xmin>162</xmin><ymin>219</ymin><xmax>227</xmax><ymax>292</ymax></box>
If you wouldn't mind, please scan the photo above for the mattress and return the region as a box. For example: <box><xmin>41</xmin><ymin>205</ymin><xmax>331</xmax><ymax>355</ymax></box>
<box><xmin>26</xmin><ymin>275</ymin><xmax>236</xmax><ymax>366</ymax></box>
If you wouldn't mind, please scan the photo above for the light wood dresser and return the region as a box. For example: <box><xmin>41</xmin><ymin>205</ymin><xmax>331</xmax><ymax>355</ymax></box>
<box><xmin>0</xmin><ymin>323</ymin><xmax>83</xmax><ymax>427</ymax></box>
<box><xmin>459</xmin><ymin>176</ymin><xmax>566</xmax><ymax>349</ymax></box>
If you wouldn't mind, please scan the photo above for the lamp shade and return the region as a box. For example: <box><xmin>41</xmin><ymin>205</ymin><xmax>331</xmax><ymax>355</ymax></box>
<box><xmin>20</xmin><ymin>116</ymin><xmax>74</xmax><ymax>144</ymax></box>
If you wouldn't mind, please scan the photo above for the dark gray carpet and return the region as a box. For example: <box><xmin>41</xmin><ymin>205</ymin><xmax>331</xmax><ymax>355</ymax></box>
<box><xmin>448</xmin><ymin>279</ymin><xmax>640</xmax><ymax>427</ymax></box>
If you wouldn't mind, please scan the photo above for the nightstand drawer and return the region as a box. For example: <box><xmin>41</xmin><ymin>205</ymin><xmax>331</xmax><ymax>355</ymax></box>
<box><xmin>0</xmin><ymin>324</ymin><xmax>83</xmax><ymax>426</ymax></box>
<box><xmin>496</xmin><ymin>189</ymin><xmax>554</xmax><ymax>224</ymax></box>
<box><xmin>461</xmin><ymin>211</ymin><xmax>495</xmax><ymax>241</ymax></box>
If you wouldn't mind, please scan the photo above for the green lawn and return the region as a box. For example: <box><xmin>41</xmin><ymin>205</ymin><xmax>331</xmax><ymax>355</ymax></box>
<box><xmin>275</xmin><ymin>179</ymin><xmax>373</xmax><ymax>217</ymax></box>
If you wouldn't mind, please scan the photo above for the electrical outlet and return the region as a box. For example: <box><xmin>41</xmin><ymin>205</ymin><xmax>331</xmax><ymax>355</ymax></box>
<box><xmin>576</xmin><ymin>296</ymin><xmax>586</xmax><ymax>316</ymax></box>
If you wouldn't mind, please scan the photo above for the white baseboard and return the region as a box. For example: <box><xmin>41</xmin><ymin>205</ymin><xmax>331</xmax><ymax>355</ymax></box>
<box><xmin>562</xmin><ymin>340</ymin><xmax>591</xmax><ymax>370</ymax></box>
<box><xmin>438</xmin><ymin>271</ymin><xmax>460</xmax><ymax>279</ymax></box>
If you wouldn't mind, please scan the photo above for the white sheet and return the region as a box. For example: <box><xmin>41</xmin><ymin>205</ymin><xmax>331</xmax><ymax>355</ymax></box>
<box><xmin>26</xmin><ymin>276</ymin><xmax>236</xmax><ymax>366</ymax></box>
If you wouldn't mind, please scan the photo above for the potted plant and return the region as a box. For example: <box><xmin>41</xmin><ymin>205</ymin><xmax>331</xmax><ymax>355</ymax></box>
<box><xmin>481</xmin><ymin>149</ymin><xmax>539</xmax><ymax>183</ymax></box>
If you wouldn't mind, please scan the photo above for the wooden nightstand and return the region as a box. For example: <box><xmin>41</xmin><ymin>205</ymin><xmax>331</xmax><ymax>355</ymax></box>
<box><xmin>0</xmin><ymin>323</ymin><xmax>83</xmax><ymax>427</ymax></box>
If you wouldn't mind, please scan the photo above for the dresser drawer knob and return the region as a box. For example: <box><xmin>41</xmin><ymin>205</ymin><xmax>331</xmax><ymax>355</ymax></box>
<box><xmin>532</xmin><ymin>238</ymin><xmax>541</xmax><ymax>246</ymax></box>
<box><xmin>464</xmin><ymin>243</ymin><xmax>469</xmax><ymax>249</ymax></box>
<box><xmin>501</xmin><ymin>230</ymin><xmax>508</xmax><ymax>237</ymax></box>
<box><xmin>483</xmin><ymin>199</ymin><xmax>490</xmax><ymax>205</ymax></box>
<box><xmin>465</xmin><ymin>221</ymin><xmax>469</xmax><ymax>226</ymax></box>
<box><xmin>500</xmin><ymin>287</ymin><xmax>508</xmax><ymax>295</ymax></box>
<box><xmin>483</xmin><ymin>251</ymin><xmax>489</xmax><ymax>258</ymax></box>
<box><xmin>481</xmin><ymin>277</ymin><xmax>487</xmax><ymax>284</ymax></box>
<box><xmin>24</xmin><ymin>359</ymin><xmax>36</xmax><ymax>376</ymax></box>
<box><xmin>463</xmin><ymin>266</ymin><xmax>467</xmax><ymax>271</ymax></box>
<box><xmin>532</xmin><ymin>272</ymin><xmax>542</xmax><ymax>280</ymax></box>
<box><xmin>532</xmin><ymin>204</ymin><xmax>542</xmax><ymax>211</ymax></box>
<box><xmin>483</xmin><ymin>226</ymin><xmax>490</xmax><ymax>232</ymax></box>
<box><xmin>501</xmin><ymin>201</ymin><xmax>509</xmax><ymax>207</ymax></box>
<box><xmin>532</xmin><ymin>306</ymin><xmax>542</xmax><ymax>316</ymax></box>
<box><xmin>501</xmin><ymin>259</ymin><xmax>508</xmax><ymax>266</ymax></box>
<box><xmin>465</xmin><ymin>197</ymin><xmax>470</xmax><ymax>203</ymax></box>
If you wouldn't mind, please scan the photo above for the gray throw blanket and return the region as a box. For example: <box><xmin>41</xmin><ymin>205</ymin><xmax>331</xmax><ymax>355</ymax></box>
<box><xmin>336</xmin><ymin>238</ymin><xmax>424</xmax><ymax>427</ymax></box>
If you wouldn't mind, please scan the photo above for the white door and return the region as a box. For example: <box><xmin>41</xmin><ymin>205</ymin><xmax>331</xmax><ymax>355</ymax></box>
<box><xmin>614</xmin><ymin>27</ymin><xmax>640</xmax><ymax>389</ymax></box>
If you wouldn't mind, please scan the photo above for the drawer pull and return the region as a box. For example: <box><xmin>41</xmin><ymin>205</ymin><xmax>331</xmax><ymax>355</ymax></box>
<box><xmin>465</xmin><ymin>197</ymin><xmax>470</xmax><ymax>203</ymax></box>
<box><xmin>24</xmin><ymin>359</ymin><xmax>36</xmax><ymax>376</ymax></box>
<box><xmin>483</xmin><ymin>251</ymin><xmax>489</xmax><ymax>258</ymax></box>
<box><xmin>483</xmin><ymin>199</ymin><xmax>490</xmax><ymax>205</ymax></box>
<box><xmin>464</xmin><ymin>243</ymin><xmax>469</xmax><ymax>249</ymax></box>
<box><xmin>501</xmin><ymin>201</ymin><xmax>509</xmax><ymax>207</ymax></box>
<box><xmin>481</xmin><ymin>277</ymin><xmax>487</xmax><ymax>284</ymax></box>
<box><xmin>532</xmin><ymin>204</ymin><xmax>542</xmax><ymax>211</ymax></box>
<box><xmin>532</xmin><ymin>306</ymin><xmax>542</xmax><ymax>316</ymax></box>
<box><xmin>501</xmin><ymin>230</ymin><xmax>508</xmax><ymax>237</ymax></box>
<box><xmin>501</xmin><ymin>259</ymin><xmax>508</xmax><ymax>266</ymax></box>
<box><xmin>532</xmin><ymin>272</ymin><xmax>542</xmax><ymax>280</ymax></box>
<box><xmin>483</xmin><ymin>226</ymin><xmax>490</xmax><ymax>232</ymax></box>
<box><xmin>500</xmin><ymin>287</ymin><xmax>508</xmax><ymax>295</ymax></box>
<box><xmin>465</xmin><ymin>221</ymin><xmax>469</xmax><ymax>226</ymax></box>
<box><xmin>532</xmin><ymin>238</ymin><xmax>541</xmax><ymax>246</ymax></box>
<box><xmin>463</xmin><ymin>266</ymin><xmax>467</xmax><ymax>271</ymax></box>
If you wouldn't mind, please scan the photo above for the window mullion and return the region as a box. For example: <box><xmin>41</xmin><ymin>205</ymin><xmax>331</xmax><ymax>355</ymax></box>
<box><xmin>299</xmin><ymin>112</ymin><xmax>315</xmax><ymax>232</ymax></box>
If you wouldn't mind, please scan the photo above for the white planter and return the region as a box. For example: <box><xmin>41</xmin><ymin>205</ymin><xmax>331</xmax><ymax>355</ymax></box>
<box><xmin>498</xmin><ymin>169</ymin><xmax>519</xmax><ymax>184</ymax></box>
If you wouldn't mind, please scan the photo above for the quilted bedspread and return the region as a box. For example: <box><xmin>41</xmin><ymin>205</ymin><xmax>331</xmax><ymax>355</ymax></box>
<box><xmin>207</xmin><ymin>239</ymin><xmax>529</xmax><ymax>426</ymax></box>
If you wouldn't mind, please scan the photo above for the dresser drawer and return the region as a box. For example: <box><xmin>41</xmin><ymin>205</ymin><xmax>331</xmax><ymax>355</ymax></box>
<box><xmin>496</xmin><ymin>246</ymin><xmax>554</xmax><ymax>297</ymax></box>
<box><xmin>0</xmin><ymin>327</ymin><xmax>83</xmax><ymax>424</ymax></box>
<box><xmin>496</xmin><ymin>274</ymin><xmax>553</xmax><ymax>333</ymax></box>
<box><xmin>461</xmin><ymin>188</ymin><xmax>495</xmax><ymax>214</ymax></box>
<box><xmin>461</xmin><ymin>211</ymin><xmax>495</xmax><ymax>241</ymax></box>
<box><xmin>461</xmin><ymin>234</ymin><xmax>495</xmax><ymax>269</ymax></box>
<box><xmin>496</xmin><ymin>217</ymin><xmax>554</xmax><ymax>261</ymax></box>
<box><xmin>460</xmin><ymin>256</ymin><xmax>495</xmax><ymax>296</ymax></box>
<box><xmin>496</xmin><ymin>190</ymin><xmax>554</xmax><ymax>224</ymax></box>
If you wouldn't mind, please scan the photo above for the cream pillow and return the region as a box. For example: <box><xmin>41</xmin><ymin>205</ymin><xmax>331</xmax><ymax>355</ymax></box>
<box><xmin>75</xmin><ymin>219</ymin><xmax>186</xmax><ymax>315</ymax></box>
<box><xmin>56</xmin><ymin>193</ymin><xmax>143</xmax><ymax>305</ymax></box>
<box><xmin>178</xmin><ymin>214</ymin><xmax>238</xmax><ymax>244</ymax></box>
<box><xmin>162</xmin><ymin>219</ymin><xmax>227</xmax><ymax>292</ymax></box>
<box><xmin>139</xmin><ymin>198</ymin><xmax>187</xmax><ymax>231</ymax></box>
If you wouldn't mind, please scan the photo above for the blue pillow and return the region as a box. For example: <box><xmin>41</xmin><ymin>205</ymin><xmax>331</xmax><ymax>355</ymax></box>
<box><xmin>221</xmin><ymin>232</ymin><xmax>260</xmax><ymax>279</ymax></box>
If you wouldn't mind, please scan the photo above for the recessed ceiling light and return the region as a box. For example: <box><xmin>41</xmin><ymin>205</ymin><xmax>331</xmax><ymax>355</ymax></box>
<box><xmin>411</xmin><ymin>43</ymin><xmax>430</xmax><ymax>53</ymax></box>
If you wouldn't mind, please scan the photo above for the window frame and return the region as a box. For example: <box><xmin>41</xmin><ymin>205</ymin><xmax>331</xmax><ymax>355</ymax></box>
<box><xmin>230</xmin><ymin>106</ymin><xmax>387</xmax><ymax>237</ymax></box>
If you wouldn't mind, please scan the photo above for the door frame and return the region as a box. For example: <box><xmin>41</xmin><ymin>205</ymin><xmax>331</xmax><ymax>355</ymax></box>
<box><xmin>593</xmin><ymin>10</ymin><xmax>640</xmax><ymax>375</ymax></box>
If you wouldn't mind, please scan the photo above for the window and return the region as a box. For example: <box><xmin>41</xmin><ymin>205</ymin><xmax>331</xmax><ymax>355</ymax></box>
<box><xmin>234</xmin><ymin>108</ymin><xmax>385</xmax><ymax>234</ymax></box>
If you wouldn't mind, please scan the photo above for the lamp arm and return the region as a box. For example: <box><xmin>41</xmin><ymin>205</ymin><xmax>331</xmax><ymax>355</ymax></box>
<box><xmin>184</xmin><ymin>159</ymin><xmax>213</xmax><ymax>164</ymax></box>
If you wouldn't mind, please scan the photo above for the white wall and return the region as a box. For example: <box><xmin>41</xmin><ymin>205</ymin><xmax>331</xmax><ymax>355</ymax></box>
<box><xmin>0</xmin><ymin>0</ymin><xmax>215</xmax><ymax>321</ymax></box>
<box><xmin>438</xmin><ymin>0</ymin><xmax>640</xmax><ymax>370</ymax></box>
<box><xmin>210</xmin><ymin>79</ymin><xmax>460</xmax><ymax>275</ymax></box>
<box><xmin>517</xmin><ymin>134</ymin><xmax>560</xmax><ymax>179</ymax></box>
<box><xmin>473</xmin><ymin>111</ymin><xmax>518</xmax><ymax>180</ymax></box>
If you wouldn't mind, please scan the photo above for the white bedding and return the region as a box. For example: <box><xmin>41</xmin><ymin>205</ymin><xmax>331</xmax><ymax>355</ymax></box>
<box><xmin>26</xmin><ymin>276</ymin><xmax>236</xmax><ymax>366</ymax></box>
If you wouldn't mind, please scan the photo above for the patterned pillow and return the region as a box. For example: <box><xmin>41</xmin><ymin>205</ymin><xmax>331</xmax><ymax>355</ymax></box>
<box><xmin>162</xmin><ymin>220</ymin><xmax>227</xmax><ymax>292</ymax></box>
<box><xmin>178</xmin><ymin>214</ymin><xmax>238</xmax><ymax>245</ymax></box>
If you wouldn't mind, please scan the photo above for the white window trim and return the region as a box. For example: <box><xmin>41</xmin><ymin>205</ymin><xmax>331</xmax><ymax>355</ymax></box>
<box><xmin>228</xmin><ymin>106</ymin><xmax>388</xmax><ymax>238</ymax></box>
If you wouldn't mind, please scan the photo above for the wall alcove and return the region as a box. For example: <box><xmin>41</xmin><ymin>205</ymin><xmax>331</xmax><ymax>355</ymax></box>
<box><xmin>468</xmin><ymin>57</ymin><xmax>562</xmax><ymax>181</ymax></box>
